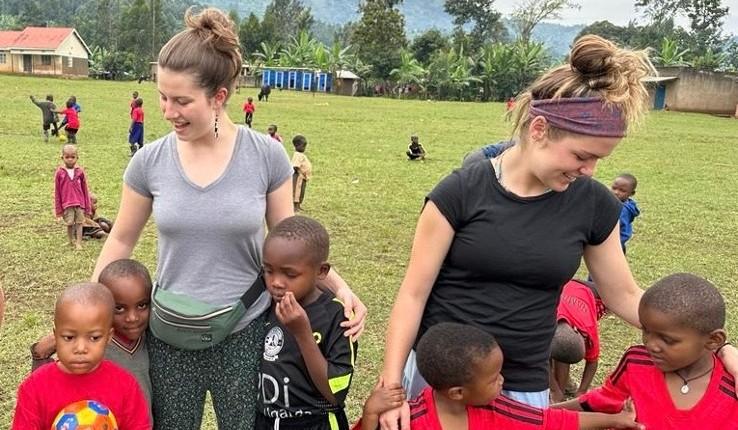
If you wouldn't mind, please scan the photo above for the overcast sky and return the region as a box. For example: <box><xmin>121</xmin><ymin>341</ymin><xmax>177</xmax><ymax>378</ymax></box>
<box><xmin>494</xmin><ymin>0</ymin><xmax>738</xmax><ymax>35</ymax></box>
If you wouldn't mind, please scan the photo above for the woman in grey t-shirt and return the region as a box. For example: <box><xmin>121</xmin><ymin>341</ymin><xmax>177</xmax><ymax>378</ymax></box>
<box><xmin>91</xmin><ymin>8</ymin><xmax>366</xmax><ymax>429</ymax></box>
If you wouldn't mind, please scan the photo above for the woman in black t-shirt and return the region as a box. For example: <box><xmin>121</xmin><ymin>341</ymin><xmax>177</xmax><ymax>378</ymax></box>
<box><xmin>379</xmin><ymin>35</ymin><xmax>738</xmax><ymax>429</ymax></box>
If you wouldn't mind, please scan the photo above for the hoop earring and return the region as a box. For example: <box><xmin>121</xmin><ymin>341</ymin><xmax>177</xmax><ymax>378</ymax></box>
<box><xmin>214</xmin><ymin>113</ymin><xmax>219</xmax><ymax>139</ymax></box>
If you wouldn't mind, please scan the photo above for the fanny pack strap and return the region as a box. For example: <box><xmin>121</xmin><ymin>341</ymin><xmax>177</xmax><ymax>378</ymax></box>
<box><xmin>240</xmin><ymin>272</ymin><xmax>266</xmax><ymax>310</ymax></box>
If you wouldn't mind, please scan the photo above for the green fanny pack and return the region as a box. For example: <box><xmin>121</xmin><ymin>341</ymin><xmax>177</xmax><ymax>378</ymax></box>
<box><xmin>149</xmin><ymin>275</ymin><xmax>266</xmax><ymax>350</ymax></box>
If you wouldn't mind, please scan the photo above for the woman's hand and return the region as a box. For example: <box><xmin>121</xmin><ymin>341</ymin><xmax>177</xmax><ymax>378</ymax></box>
<box><xmin>334</xmin><ymin>283</ymin><xmax>367</xmax><ymax>341</ymax></box>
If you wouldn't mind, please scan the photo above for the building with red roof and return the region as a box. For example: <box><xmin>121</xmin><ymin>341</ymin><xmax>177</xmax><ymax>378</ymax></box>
<box><xmin>0</xmin><ymin>27</ymin><xmax>90</xmax><ymax>77</ymax></box>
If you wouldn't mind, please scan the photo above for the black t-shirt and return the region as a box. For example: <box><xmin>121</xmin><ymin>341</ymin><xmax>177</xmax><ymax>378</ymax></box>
<box><xmin>259</xmin><ymin>291</ymin><xmax>357</xmax><ymax>420</ymax></box>
<box><xmin>420</xmin><ymin>160</ymin><xmax>620</xmax><ymax>391</ymax></box>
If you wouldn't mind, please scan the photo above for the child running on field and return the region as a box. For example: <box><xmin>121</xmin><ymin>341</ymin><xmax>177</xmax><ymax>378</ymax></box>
<box><xmin>12</xmin><ymin>282</ymin><xmax>151</xmax><ymax>429</ymax></box>
<box><xmin>257</xmin><ymin>216</ymin><xmax>357</xmax><ymax>430</ymax></box>
<box><xmin>59</xmin><ymin>96</ymin><xmax>81</xmax><ymax>131</ymax></box>
<box><xmin>291</xmin><ymin>135</ymin><xmax>312</xmax><ymax>212</ymax></box>
<box><xmin>355</xmin><ymin>323</ymin><xmax>642</xmax><ymax>430</ymax></box>
<box><xmin>31</xmin><ymin>259</ymin><xmax>154</xmax><ymax>415</ymax></box>
<box><xmin>554</xmin><ymin>273</ymin><xmax>737</xmax><ymax>429</ymax></box>
<box><xmin>54</xmin><ymin>145</ymin><xmax>91</xmax><ymax>250</ymax></box>
<box><xmin>57</xmin><ymin>99</ymin><xmax>81</xmax><ymax>144</ymax></box>
<box><xmin>243</xmin><ymin>96</ymin><xmax>255</xmax><ymax>128</ymax></box>
<box><xmin>129</xmin><ymin>97</ymin><xmax>145</xmax><ymax>156</ymax></box>
<box><xmin>29</xmin><ymin>94</ymin><xmax>59</xmax><ymax>142</ymax></box>
<box><xmin>550</xmin><ymin>279</ymin><xmax>608</xmax><ymax>402</ymax></box>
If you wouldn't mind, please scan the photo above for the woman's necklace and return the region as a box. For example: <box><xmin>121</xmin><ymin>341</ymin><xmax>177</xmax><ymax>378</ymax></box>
<box><xmin>675</xmin><ymin>364</ymin><xmax>714</xmax><ymax>394</ymax></box>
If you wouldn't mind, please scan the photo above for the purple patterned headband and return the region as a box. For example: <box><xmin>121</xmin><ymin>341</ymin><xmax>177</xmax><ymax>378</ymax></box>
<box><xmin>528</xmin><ymin>97</ymin><xmax>626</xmax><ymax>138</ymax></box>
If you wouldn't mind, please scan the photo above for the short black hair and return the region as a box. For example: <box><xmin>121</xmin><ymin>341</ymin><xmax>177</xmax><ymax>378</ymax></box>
<box><xmin>617</xmin><ymin>173</ymin><xmax>638</xmax><ymax>191</ymax></box>
<box><xmin>416</xmin><ymin>322</ymin><xmax>499</xmax><ymax>389</ymax></box>
<box><xmin>135</xmin><ymin>97</ymin><xmax>143</xmax><ymax>107</ymax></box>
<box><xmin>55</xmin><ymin>282</ymin><xmax>114</xmax><ymax>325</ymax></box>
<box><xmin>46</xmin><ymin>94</ymin><xmax>54</xmax><ymax>101</ymax></box>
<box><xmin>292</xmin><ymin>134</ymin><xmax>307</xmax><ymax>147</ymax></box>
<box><xmin>641</xmin><ymin>273</ymin><xmax>725</xmax><ymax>333</ymax></box>
<box><xmin>266</xmin><ymin>216</ymin><xmax>329</xmax><ymax>263</ymax></box>
<box><xmin>551</xmin><ymin>321</ymin><xmax>586</xmax><ymax>364</ymax></box>
<box><xmin>99</xmin><ymin>259</ymin><xmax>153</xmax><ymax>294</ymax></box>
<box><xmin>66</xmin><ymin>99</ymin><xmax>74</xmax><ymax>108</ymax></box>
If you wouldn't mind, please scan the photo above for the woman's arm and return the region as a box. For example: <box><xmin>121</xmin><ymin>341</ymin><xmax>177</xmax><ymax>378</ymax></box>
<box><xmin>265</xmin><ymin>180</ymin><xmax>368</xmax><ymax>338</ymax></box>
<box><xmin>583</xmin><ymin>225</ymin><xmax>642</xmax><ymax>327</ymax></box>
<box><xmin>379</xmin><ymin>202</ymin><xmax>455</xmax><ymax>430</ymax></box>
<box><xmin>91</xmin><ymin>185</ymin><xmax>152</xmax><ymax>281</ymax></box>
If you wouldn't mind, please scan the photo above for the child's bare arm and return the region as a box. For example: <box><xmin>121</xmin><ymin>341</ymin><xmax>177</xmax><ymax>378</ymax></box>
<box><xmin>578</xmin><ymin>360</ymin><xmax>598</xmax><ymax>395</ymax></box>
<box><xmin>551</xmin><ymin>398</ymin><xmax>584</xmax><ymax>410</ymax></box>
<box><xmin>361</xmin><ymin>379</ymin><xmax>406</xmax><ymax>430</ymax></box>
<box><xmin>276</xmin><ymin>292</ymin><xmax>336</xmax><ymax>404</ymax></box>
<box><xmin>578</xmin><ymin>400</ymin><xmax>643</xmax><ymax>429</ymax></box>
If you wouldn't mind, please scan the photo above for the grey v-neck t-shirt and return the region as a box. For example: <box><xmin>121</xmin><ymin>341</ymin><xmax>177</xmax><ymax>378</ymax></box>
<box><xmin>124</xmin><ymin>126</ymin><xmax>292</xmax><ymax>330</ymax></box>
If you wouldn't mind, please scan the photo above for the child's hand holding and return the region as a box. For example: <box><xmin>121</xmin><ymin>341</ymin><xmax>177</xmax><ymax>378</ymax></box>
<box><xmin>610</xmin><ymin>400</ymin><xmax>645</xmax><ymax>430</ymax></box>
<box><xmin>364</xmin><ymin>377</ymin><xmax>406</xmax><ymax>420</ymax></box>
<box><xmin>275</xmin><ymin>292</ymin><xmax>311</xmax><ymax>336</ymax></box>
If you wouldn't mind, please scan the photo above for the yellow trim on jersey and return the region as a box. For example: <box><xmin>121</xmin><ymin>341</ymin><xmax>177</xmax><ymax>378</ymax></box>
<box><xmin>329</xmin><ymin>372</ymin><xmax>352</xmax><ymax>394</ymax></box>
<box><xmin>329</xmin><ymin>412</ymin><xmax>339</xmax><ymax>430</ymax></box>
<box><xmin>332</xmin><ymin>297</ymin><xmax>357</xmax><ymax>366</ymax></box>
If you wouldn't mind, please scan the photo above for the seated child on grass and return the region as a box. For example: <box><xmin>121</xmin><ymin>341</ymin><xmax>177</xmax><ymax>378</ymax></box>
<box><xmin>13</xmin><ymin>282</ymin><xmax>150</xmax><ymax>429</ymax></box>
<box><xmin>355</xmin><ymin>322</ymin><xmax>641</xmax><ymax>430</ymax></box>
<box><xmin>406</xmin><ymin>135</ymin><xmax>426</xmax><ymax>160</ymax></box>
<box><xmin>257</xmin><ymin>215</ymin><xmax>357</xmax><ymax>430</ymax></box>
<box><xmin>82</xmin><ymin>193</ymin><xmax>114</xmax><ymax>240</ymax></box>
<box><xmin>554</xmin><ymin>273</ymin><xmax>737</xmax><ymax>429</ymax></box>
<box><xmin>30</xmin><ymin>259</ymin><xmax>153</xmax><ymax>412</ymax></box>
<box><xmin>550</xmin><ymin>279</ymin><xmax>607</xmax><ymax>402</ymax></box>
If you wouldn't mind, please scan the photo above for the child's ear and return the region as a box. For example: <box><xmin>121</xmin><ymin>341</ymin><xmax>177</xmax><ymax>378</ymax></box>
<box><xmin>706</xmin><ymin>329</ymin><xmax>727</xmax><ymax>351</ymax></box>
<box><xmin>317</xmin><ymin>263</ymin><xmax>331</xmax><ymax>279</ymax></box>
<box><xmin>446</xmin><ymin>386</ymin><xmax>465</xmax><ymax>401</ymax></box>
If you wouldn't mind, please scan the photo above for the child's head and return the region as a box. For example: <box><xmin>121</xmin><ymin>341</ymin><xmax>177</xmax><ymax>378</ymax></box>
<box><xmin>132</xmin><ymin>91</ymin><xmax>139</xmax><ymax>99</ymax></box>
<box><xmin>46</xmin><ymin>94</ymin><xmax>54</xmax><ymax>101</ymax></box>
<box><xmin>99</xmin><ymin>259</ymin><xmax>153</xmax><ymax>342</ymax></box>
<box><xmin>292</xmin><ymin>134</ymin><xmax>307</xmax><ymax>153</ymax></box>
<box><xmin>639</xmin><ymin>273</ymin><xmax>726</xmax><ymax>372</ymax></box>
<box><xmin>65</xmin><ymin>99</ymin><xmax>74</xmax><ymax>109</ymax></box>
<box><xmin>416</xmin><ymin>322</ymin><xmax>504</xmax><ymax>406</ymax></box>
<box><xmin>263</xmin><ymin>215</ymin><xmax>330</xmax><ymax>303</ymax></box>
<box><xmin>551</xmin><ymin>320</ymin><xmax>586</xmax><ymax>364</ymax></box>
<box><xmin>248</xmin><ymin>96</ymin><xmax>253</xmax><ymax>102</ymax></box>
<box><xmin>268</xmin><ymin>124</ymin><xmax>278</xmax><ymax>135</ymax></box>
<box><xmin>61</xmin><ymin>144</ymin><xmax>78</xmax><ymax>168</ymax></box>
<box><xmin>54</xmin><ymin>282</ymin><xmax>115</xmax><ymax>374</ymax></box>
<box><xmin>410</xmin><ymin>134</ymin><xmax>418</xmax><ymax>144</ymax></box>
<box><xmin>135</xmin><ymin>97</ymin><xmax>143</xmax><ymax>107</ymax></box>
<box><xmin>69</xmin><ymin>95</ymin><xmax>77</xmax><ymax>104</ymax></box>
<box><xmin>611</xmin><ymin>173</ymin><xmax>637</xmax><ymax>202</ymax></box>
<box><xmin>89</xmin><ymin>193</ymin><xmax>98</xmax><ymax>212</ymax></box>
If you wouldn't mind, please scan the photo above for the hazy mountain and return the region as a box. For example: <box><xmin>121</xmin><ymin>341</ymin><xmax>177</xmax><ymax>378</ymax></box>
<box><xmin>216</xmin><ymin>0</ymin><xmax>583</xmax><ymax>57</ymax></box>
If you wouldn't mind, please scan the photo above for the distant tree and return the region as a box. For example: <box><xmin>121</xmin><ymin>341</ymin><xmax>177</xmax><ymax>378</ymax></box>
<box><xmin>691</xmin><ymin>47</ymin><xmax>726</xmax><ymax>70</ymax></box>
<box><xmin>576</xmin><ymin>21</ymin><xmax>633</xmax><ymax>46</ymax></box>
<box><xmin>253</xmin><ymin>41</ymin><xmax>282</xmax><ymax>67</ymax></box>
<box><xmin>444</xmin><ymin>0</ymin><xmax>508</xmax><ymax>50</ymax></box>
<box><xmin>635</xmin><ymin>0</ymin><xmax>729</xmax><ymax>54</ymax></box>
<box><xmin>351</xmin><ymin>0</ymin><xmax>407</xmax><ymax>80</ymax></box>
<box><xmin>279</xmin><ymin>30</ymin><xmax>318</xmax><ymax>67</ymax></box>
<box><xmin>410</xmin><ymin>29</ymin><xmax>450</xmax><ymax>65</ymax></box>
<box><xmin>510</xmin><ymin>0</ymin><xmax>580</xmax><ymax>45</ymax></box>
<box><xmin>0</xmin><ymin>14</ymin><xmax>22</xmax><ymax>30</ymax></box>
<box><xmin>263</xmin><ymin>0</ymin><xmax>314</xmax><ymax>45</ymax></box>
<box><xmin>228</xmin><ymin>9</ymin><xmax>240</xmax><ymax>28</ymax></box>
<box><xmin>118</xmin><ymin>0</ymin><xmax>152</xmax><ymax>75</ymax></box>
<box><xmin>240</xmin><ymin>13</ymin><xmax>264</xmax><ymax>63</ymax></box>
<box><xmin>654</xmin><ymin>36</ymin><xmax>691</xmax><ymax>65</ymax></box>
<box><xmin>390</xmin><ymin>49</ymin><xmax>427</xmax><ymax>95</ymax></box>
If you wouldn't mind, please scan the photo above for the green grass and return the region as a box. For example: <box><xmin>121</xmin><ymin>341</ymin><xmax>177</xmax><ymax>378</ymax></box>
<box><xmin>1</xmin><ymin>74</ymin><xmax>738</xmax><ymax>427</ymax></box>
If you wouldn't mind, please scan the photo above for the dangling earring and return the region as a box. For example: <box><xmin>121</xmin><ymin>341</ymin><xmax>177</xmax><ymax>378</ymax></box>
<box><xmin>214</xmin><ymin>113</ymin><xmax>219</xmax><ymax>139</ymax></box>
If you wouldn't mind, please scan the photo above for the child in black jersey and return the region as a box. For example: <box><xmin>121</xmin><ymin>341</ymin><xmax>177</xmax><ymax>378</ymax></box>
<box><xmin>257</xmin><ymin>215</ymin><xmax>357</xmax><ymax>430</ymax></box>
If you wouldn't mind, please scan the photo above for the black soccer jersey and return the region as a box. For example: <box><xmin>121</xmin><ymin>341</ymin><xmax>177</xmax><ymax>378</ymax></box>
<box><xmin>258</xmin><ymin>291</ymin><xmax>357</xmax><ymax>421</ymax></box>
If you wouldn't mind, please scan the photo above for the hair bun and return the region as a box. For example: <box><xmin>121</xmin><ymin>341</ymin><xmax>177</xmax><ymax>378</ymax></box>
<box><xmin>569</xmin><ymin>35</ymin><xmax>618</xmax><ymax>79</ymax></box>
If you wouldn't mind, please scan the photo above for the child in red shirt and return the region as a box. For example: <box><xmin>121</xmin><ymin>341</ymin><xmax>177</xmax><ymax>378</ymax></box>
<box><xmin>129</xmin><ymin>97</ymin><xmax>145</xmax><ymax>156</ymax></box>
<box><xmin>12</xmin><ymin>282</ymin><xmax>150</xmax><ymax>429</ymax></box>
<box><xmin>550</xmin><ymin>279</ymin><xmax>607</xmax><ymax>402</ymax></box>
<box><xmin>243</xmin><ymin>96</ymin><xmax>255</xmax><ymax>128</ymax></box>
<box><xmin>555</xmin><ymin>273</ymin><xmax>736</xmax><ymax>429</ymax></box>
<box><xmin>54</xmin><ymin>145</ymin><xmax>91</xmax><ymax>250</ymax></box>
<box><xmin>355</xmin><ymin>323</ymin><xmax>641</xmax><ymax>430</ymax></box>
<box><xmin>57</xmin><ymin>99</ymin><xmax>80</xmax><ymax>143</ymax></box>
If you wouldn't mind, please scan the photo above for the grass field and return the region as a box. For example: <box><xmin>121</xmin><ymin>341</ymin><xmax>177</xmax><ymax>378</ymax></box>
<box><xmin>1</xmin><ymin>74</ymin><xmax>738</xmax><ymax>427</ymax></box>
